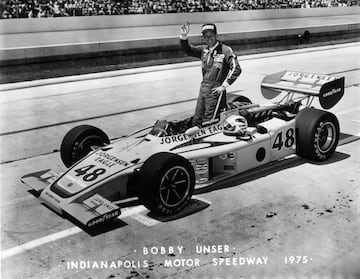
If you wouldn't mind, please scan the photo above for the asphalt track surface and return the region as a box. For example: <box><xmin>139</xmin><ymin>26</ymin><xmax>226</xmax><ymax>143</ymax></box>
<box><xmin>0</xmin><ymin>42</ymin><xmax>360</xmax><ymax>279</ymax></box>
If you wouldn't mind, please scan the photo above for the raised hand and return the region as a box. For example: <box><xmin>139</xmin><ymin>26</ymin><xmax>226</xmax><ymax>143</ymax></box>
<box><xmin>180</xmin><ymin>21</ymin><xmax>190</xmax><ymax>37</ymax></box>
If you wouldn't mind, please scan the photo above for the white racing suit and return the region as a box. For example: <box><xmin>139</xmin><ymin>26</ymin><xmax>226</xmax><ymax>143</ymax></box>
<box><xmin>180</xmin><ymin>39</ymin><xmax>241</xmax><ymax>127</ymax></box>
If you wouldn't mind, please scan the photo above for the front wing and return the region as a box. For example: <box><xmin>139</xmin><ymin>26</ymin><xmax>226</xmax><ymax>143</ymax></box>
<box><xmin>21</xmin><ymin>170</ymin><xmax>120</xmax><ymax>228</ymax></box>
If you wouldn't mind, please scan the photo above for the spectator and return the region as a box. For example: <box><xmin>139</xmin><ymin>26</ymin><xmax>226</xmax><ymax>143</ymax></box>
<box><xmin>1</xmin><ymin>0</ymin><xmax>359</xmax><ymax>18</ymax></box>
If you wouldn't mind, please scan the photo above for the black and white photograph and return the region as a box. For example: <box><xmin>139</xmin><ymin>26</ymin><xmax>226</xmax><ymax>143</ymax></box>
<box><xmin>0</xmin><ymin>1</ymin><xmax>359</xmax><ymax>278</ymax></box>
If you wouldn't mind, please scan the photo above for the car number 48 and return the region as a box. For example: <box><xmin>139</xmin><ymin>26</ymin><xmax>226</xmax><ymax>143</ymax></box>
<box><xmin>74</xmin><ymin>165</ymin><xmax>106</xmax><ymax>182</ymax></box>
<box><xmin>272</xmin><ymin>128</ymin><xmax>295</xmax><ymax>151</ymax></box>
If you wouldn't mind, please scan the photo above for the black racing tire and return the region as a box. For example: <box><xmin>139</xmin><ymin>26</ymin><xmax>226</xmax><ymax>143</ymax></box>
<box><xmin>296</xmin><ymin>108</ymin><xmax>339</xmax><ymax>161</ymax></box>
<box><xmin>227</xmin><ymin>95</ymin><xmax>252</xmax><ymax>108</ymax></box>
<box><xmin>60</xmin><ymin>125</ymin><xmax>110</xmax><ymax>168</ymax></box>
<box><xmin>138</xmin><ymin>152</ymin><xmax>195</xmax><ymax>216</ymax></box>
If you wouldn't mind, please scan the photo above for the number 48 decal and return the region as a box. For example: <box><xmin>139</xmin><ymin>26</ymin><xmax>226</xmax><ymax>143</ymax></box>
<box><xmin>272</xmin><ymin>128</ymin><xmax>295</xmax><ymax>150</ymax></box>
<box><xmin>74</xmin><ymin>165</ymin><xmax>106</xmax><ymax>182</ymax></box>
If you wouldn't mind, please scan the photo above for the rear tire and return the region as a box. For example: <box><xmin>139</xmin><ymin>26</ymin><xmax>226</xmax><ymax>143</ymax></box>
<box><xmin>60</xmin><ymin>125</ymin><xmax>110</xmax><ymax>167</ymax></box>
<box><xmin>138</xmin><ymin>152</ymin><xmax>195</xmax><ymax>216</ymax></box>
<box><xmin>296</xmin><ymin>108</ymin><xmax>339</xmax><ymax>161</ymax></box>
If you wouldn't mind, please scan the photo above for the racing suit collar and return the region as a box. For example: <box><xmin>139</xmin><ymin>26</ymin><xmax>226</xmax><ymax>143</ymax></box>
<box><xmin>207</xmin><ymin>41</ymin><xmax>220</xmax><ymax>52</ymax></box>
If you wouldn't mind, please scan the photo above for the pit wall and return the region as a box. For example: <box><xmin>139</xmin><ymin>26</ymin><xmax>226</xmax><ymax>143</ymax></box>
<box><xmin>0</xmin><ymin>7</ymin><xmax>359</xmax><ymax>68</ymax></box>
<box><xmin>1</xmin><ymin>7</ymin><xmax>359</xmax><ymax>34</ymax></box>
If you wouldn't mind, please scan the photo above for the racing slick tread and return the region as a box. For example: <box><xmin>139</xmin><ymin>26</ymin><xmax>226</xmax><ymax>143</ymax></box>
<box><xmin>60</xmin><ymin>125</ymin><xmax>110</xmax><ymax>168</ymax></box>
<box><xmin>137</xmin><ymin>152</ymin><xmax>195</xmax><ymax>216</ymax></box>
<box><xmin>295</xmin><ymin>107</ymin><xmax>340</xmax><ymax>161</ymax></box>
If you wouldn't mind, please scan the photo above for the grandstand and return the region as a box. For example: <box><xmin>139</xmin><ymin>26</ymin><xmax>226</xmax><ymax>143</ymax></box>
<box><xmin>1</xmin><ymin>0</ymin><xmax>359</xmax><ymax>18</ymax></box>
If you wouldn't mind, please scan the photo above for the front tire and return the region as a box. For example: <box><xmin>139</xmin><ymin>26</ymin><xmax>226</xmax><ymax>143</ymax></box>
<box><xmin>138</xmin><ymin>152</ymin><xmax>195</xmax><ymax>216</ymax></box>
<box><xmin>296</xmin><ymin>108</ymin><xmax>339</xmax><ymax>161</ymax></box>
<box><xmin>60</xmin><ymin>125</ymin><xmax>110</xmax><ymax>168</ymax></box>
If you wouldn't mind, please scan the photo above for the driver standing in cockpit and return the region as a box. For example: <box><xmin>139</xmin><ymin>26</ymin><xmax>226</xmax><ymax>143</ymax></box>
<box><xmin>180</xmin><ymin>21</ymin><xmax>242</xmax><ymax>127</ymax></box>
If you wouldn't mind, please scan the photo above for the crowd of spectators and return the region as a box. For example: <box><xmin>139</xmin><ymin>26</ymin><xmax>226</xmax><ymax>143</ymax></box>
<box><xmin>1</xmin><ymin>0</ymin><xmax>358</xmax><ymax>18</ymax></box>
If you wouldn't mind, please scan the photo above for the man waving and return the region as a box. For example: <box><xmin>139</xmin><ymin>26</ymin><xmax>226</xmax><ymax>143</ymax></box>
<box><xmin>180</xmin><ymin>21</ymin><xmax>242</xmax><ymax>127</ymax></box>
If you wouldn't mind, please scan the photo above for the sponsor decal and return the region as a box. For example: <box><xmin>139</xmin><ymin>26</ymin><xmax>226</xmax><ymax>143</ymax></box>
<box><xmin>224</xmin><ymin>165</ymin><xmax>235</xmax><ymax>171</ymax></box>
<box><xmin>84</xmin><ymin>194</ymin><xmax>119</xmax><ymax>214</ymax></box>
<box><xmin>319</xmin><ymin>77</ymin><xmax>344</xmax><ymax>109</ymax></box>
<box><xmin>191</xmin><ymin>158</ymin><xmax>209</xmax><ymax>183</ymax></box>
<box><xmin>227</xmin><ymin>152</ymin><xmax>236</xmax><ymax>160</ymax></box>
<box><xmin>219</xmin><ymin>154</ymin><xmax>227</xmax><ymax>160</ymax></box>
<box><xmin>196</xmin><ymin>124</ymin><xmax>223</xmax><ymax>136</ymax></box>
<box><xmin>87</xmin><ymin>209</ymin><xmax>120</xmax><ymax>227</ymax></box>
<box><xmin>85</xmin><ymin>195</ymin><xmax>117</xmax><ymax>211</ymax></box>
<box><xmin>213</xmin><ymin>54</ymin><xmax>224</xmax><ymax>68</ymax></box>
<box><xmin>160</xmin><ymin>134</ymin><xmax>191</xmax><ymax>145</ymax></box>
<box><xmin>213</xmin><ymin>54</ymin><xmax>224</xmax><ymax>62</ymax></box>
<box><xmin>94</xmin><ymin>152</ymin><xmax>129</xmax><ymax>167</ymax></box>
<box><xmin>44</xmin><ymin>191</ymin><xmax>61</xmax><ymax>203</ymax></box>
<box><xmin>161</xmin><ymin>124</ymin><xmax>223</xmax><ymax>145</ymax></box>
<box><xmin>323</xmin><ymin>87</ymin><xmax>341</xmax><ymax>98</ymax></box>
<box><xmin>283</xmin><ymin>71</ymin><xmax>336</xmax><ymax>84</ymax></box>
<box><xmin>195</xmin><ymin>163</ymin><xmax>208</xmax><ymax>175</ymax></box>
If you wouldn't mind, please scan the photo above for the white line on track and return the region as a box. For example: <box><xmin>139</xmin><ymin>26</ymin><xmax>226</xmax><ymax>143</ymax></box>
<box><xmin>0</xmin><ymin>197</ymin><xmax>214</xmax><ymax>260</ymax></box>
<box><xmin>130</xmin><ymin>212</ymin><xmax>160</xmax><ymax>227</ymax></box>
<box><xmin>0</xmin><ymin>205</ymin><xmax>146</xmax><ymax>260</ymax></box>
<box><xmin>1</xmin><ymin>118</ymin><xmax>359</xmax><ymax>260</ymax></box>
<box><xmin>1</xmin><ymin>227</ymin><xmax>82</xmax><ymax>260</ymax></box>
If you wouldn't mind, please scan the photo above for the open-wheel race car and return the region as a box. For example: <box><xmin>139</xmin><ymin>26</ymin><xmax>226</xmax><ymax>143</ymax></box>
<box><xmin>21</xmin><ymin>70</ymin><xmax>345</xmax><ymax>228</ymax></box>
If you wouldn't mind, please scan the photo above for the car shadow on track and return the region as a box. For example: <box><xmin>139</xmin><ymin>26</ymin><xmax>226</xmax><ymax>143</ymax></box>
<box><xmin>338</xmin><ymin>132</ymin><xmax>360</xmax><ymax>147</ymax></box>
<box><xmin>147</xmin><ymin>199</ymin><xmax>210</xmax><ymax>222</ymax></box>
<box><xmin>75</xmin><ymin>218</ymin><xmax>128</xmax><ymax>237</ymax></box>
<box><xmin>114</xmin><ymin>198</ymin><xmax>211</xmax><ymax>222</ymax></box>
<box><xmin>77</xmin><ymin>199</ymin><xmax>211</xmax><ymax>234</ymax></box>
<box><xmin>195</xmin><ymin>150</ymin><xmax>350</xmax><ymax>195</ymax></box>
<box><xmin>194</xmin><ymin>131</ymin><xmax>358</xmax><ymax>195</ymax></box>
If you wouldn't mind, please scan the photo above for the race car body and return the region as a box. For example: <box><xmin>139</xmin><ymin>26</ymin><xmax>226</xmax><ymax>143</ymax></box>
<box><xmin>21</xmin><ymin>70</ymin><xmax>345</xmax><ymax>228</ymax></box>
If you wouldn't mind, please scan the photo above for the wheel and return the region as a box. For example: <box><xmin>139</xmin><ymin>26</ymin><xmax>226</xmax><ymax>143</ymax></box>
<box><xmin>296</xmin><ymin>108</ymin><xmax>339</xmax><ymax>161</ymax></box>
<box><xmin>60</xmin><ymin>125</ymin><xmax>110</xmax><ymax>167</ymax></box>
<box><xmin>227</xmin><ymin>94</ymin><xmax>252</xmax><ymax>109</ymax></box>
<box><xmin>138</xmin><ymin>152</ymin><xmax>195</xmax><ymax>215</ymax></box>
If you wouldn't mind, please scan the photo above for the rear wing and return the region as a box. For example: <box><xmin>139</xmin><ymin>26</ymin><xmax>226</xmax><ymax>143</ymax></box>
<box><xmin>261</xmin><ymin>70</ymin><xmax>345</xmax><ymax>109</ymax></box>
